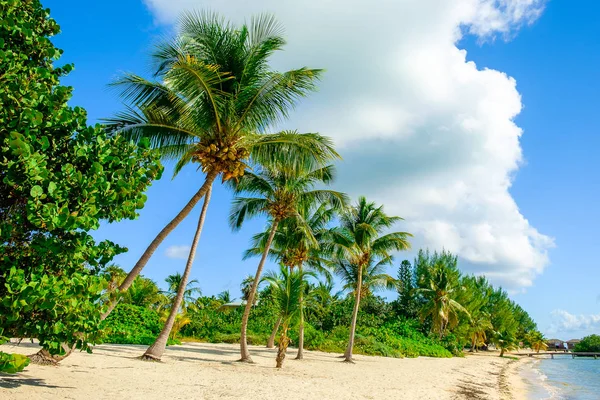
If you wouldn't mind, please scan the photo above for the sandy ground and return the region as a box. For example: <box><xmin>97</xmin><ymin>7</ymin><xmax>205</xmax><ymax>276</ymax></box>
<box><xmin>0</xmin><ymin>342</ymin><xmax>529</xmax><ymax>400</ymax></box>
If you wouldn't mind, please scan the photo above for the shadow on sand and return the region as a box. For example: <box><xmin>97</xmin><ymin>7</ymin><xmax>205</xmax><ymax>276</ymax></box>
<box><xmin>0</xmin><ymin>375</ymin><xmax>73</xmax><ymax>390</ymax></box>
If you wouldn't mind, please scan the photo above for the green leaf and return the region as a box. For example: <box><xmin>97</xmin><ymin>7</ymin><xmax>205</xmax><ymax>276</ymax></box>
<box><xmin>30</xmin><ymin>185</ymin><xmax>43</xmax><ymax>197</ymax></box>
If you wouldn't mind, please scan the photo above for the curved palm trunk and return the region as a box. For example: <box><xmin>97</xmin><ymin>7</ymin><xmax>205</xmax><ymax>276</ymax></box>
<box><xmin>101</xmin><ymin>171</ymin><xmax>217</xmax><ymax>321</ymax></box>
<box><xmin>295</xmin><ymin>263</ymin><xmax>305</xmax><ymax>360</ymax></box>
<box><xmin>142</xmin><ymin>186</ymin><xmax>212</xmax><ymax>361</ymax></box>
<box><xmin>239</xmin><ymin>220</ymin><xmax>279</xmax><ymax>362</ymax></box>
<box><xmin>344</xmin><ymin>263</ymin><xmax>363</xmax><ymax>363</ymax></box>
<box><xmin>276</xmin><ymin>320</ymin><xmax>291</xmax><ymax>368</ymax></box>
<box><xmin>267</xmin><ymin>316</ymin><xmax>282</xmax><ymax>349</ymax></box>
<box><xmin>500</xmin><ymin>348</ymin><xmax>505</xmax><ymax>357</ymax></box>
<box><xmin>470</xmin><ymin>336</ymin><xmax>476</xmax><ymax>353</ymax></box>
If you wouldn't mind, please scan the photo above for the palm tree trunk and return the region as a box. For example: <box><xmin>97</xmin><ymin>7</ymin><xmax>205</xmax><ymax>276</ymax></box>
<box><xmin>344</xmin><ymin>263</ymin><xmax>363</xmax><ymax>363</ymax></box>
<box><xmin>470</xmin><ymin>336</ymin><xmax>475</xmax><ymax>353</ymax></box>
<box><xmin>276</xmin><ymin>321</ymin><xmax>290</xmax><ymax>369</ymax></box>
<box><xmin>267</xmin><ymin>316</ymin><xmax>282</xmax><ymax>349</ymax></box>
<box><xmin>142</xmin><ymin>186</ymin><xmax>212</xmax><ymax>361</ymax></box>
<box><xmin>101</xmin><ymin>170</ymin><xmax>217</xmax><ymax>321</ymax></box>
<box><xmin>239</xmin><ymin>219</ymin><xmax>279</xmax><ymax>363</ymax></box>
<box><xmin>295</xmin><ymin>263</ymin><xmax>305</xmax><ymax>360</ymax></box>
<box><xmin>500</xmin><ymin>348</ymin><xmax>505</xmax><ymax>357</ymax></box>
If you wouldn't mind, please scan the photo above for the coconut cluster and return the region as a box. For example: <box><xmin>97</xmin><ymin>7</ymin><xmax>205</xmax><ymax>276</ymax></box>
<box><xmin>194</xmin><ymin>142</ymin><xmax>249</xmax><ymax>181</ymax></box>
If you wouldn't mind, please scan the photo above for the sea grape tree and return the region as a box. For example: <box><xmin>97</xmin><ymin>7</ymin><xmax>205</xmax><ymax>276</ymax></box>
<box><xmin>0</xmin><ymin>0</ymin><xmax>162</xmax><ymax>363</ymax></box>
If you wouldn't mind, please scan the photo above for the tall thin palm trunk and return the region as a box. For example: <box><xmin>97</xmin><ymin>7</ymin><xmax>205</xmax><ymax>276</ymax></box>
<box><xmin>276</xmin><ymin>321</ymin><xmax>290</xmax><ymax>368</ymax></box>
<box><xmin>142</xmin><ymin>186</ymin><xmax>212</xmax><ymax>361</ymax></box>
<box><xmin>344</xmin><ymin>263</ymin><xmax>363</xmax><ymax>363</ymax></box>
<box><xmin>295</xmin><ymin>263</ymin><xmax>305</xmax><ymax>360</ymax></box>
<box><xmin>267</xmin><ymin>316</ymin><xmax>282</xmax><ymax>349</ymax></box>
<box><xmin>101</xmin><ymin>171</ymin><xmax>217</xmax><ymax>321</ymax></box>
<box><xmin>239</xmin><ymin>220</ymin><xmax>279</xmax><ymax>362</ymax></box>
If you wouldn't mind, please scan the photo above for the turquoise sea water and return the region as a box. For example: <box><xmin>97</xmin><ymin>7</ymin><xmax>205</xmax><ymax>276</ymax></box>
<box><xmin>523</xmin><ymin>357</ymin><xmax>600</xmax><ymax>399</ymax></box>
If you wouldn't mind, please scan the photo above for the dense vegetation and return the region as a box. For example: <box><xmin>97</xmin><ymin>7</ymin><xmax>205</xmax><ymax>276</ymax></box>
<box><xmin>0</xmin><ymin>0</ymin><xmax>161</xmax><ymax>370</ymax></box>
<box><xmin>574</xmin><ymin>335</ymin><xmax>600</xmax><ymax>353</ymax></box>
<box><xmin>102</xmin><ymin>249</ymin><xmax>541</xmax><ymax>364</ymax></box>
<box><xmin>1</xmin><ymin>0</ymin><xmax>543</xmax><ymax>372</ymax></box>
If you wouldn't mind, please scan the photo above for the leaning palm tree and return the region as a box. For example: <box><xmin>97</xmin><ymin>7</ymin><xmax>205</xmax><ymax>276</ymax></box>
<box><xmin>263</xmin><ymin>265</ymin><xmax>314</xmax><ymax>368</ymax></box>
<box><xmin>143</xmin><ymin>187</ymin><xmax>211</xmax><ymax>360</ymax></box>
<box><xmin>102</xmin><ymin>11</ymin><xmax>337</xmax><ymax>320</ymax></box>
<box><xmin>244</xmin><ymin>203</ymin><xmax>338</xmax><ymax>357</ymax></box>
<box><xmin>329</xmin><ymin>197</ymin><xmax>411</xmax><ymax>362</ymax></box>
<box><xmin>230</xmin><ymin>162</ymin><xmax>347</xmax><ymax>362</ymax></box>
<box><xmin>417</xmin><ymin>260</ymin><xmax>469</xmax><ymax>340</ymax></box>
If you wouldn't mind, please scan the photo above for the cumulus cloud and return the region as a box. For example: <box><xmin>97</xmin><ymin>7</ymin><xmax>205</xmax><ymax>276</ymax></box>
<box><xmin>142</xmin><ymin>0</ymin><xmax>552</xmax><ymax>288</ymax></box>
<box><xmin>550</xmin><ymin>310</ymin><xmax>600</xmax><ymax>333</ymax></box>
<box><xmin>165</xmin><ymin>245</ymin><xmax>191</xmax><ymax>260</ymax></box>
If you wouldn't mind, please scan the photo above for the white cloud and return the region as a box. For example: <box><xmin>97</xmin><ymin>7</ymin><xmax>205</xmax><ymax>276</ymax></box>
<box><xmin>550</xmin><ymin>310</ymin><xmax>600</xmax><ymax>333</ymax></box>
<box><xmin>165</xmin><ymin>245</ymin><xmax>191</xmax><ymax>260</ymax></box>
<box><xmin>142</xmin><ymin>0</ymin><xmax>552</xmax><ymax>288</ymax></box>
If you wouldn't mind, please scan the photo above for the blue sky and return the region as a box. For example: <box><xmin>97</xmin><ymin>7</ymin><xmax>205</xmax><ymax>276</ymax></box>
<box><xmin>44</xmin><ymin>0</ymin><xmax>599</xmax><ymax>339</ymax></box>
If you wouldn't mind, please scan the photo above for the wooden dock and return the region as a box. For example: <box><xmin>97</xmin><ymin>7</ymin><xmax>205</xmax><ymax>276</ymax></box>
<box><xmin>518</xmin><ymin>352</ymin><xmax>600</xmax><ymax>359</ymax></box>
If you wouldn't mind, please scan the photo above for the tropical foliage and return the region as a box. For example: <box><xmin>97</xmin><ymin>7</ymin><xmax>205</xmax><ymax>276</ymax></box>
<box><xmin>103</xmin><ymin>10</ymin><xmax>337</xmax><ymax>315</ymax></box>
<box><xmin>526</xmin><ymin>330</ymin><xmax>548</xmax><ymax>353</ymax></box>
<box><xmin>230</xmin><ymin>159</ymin><xmax>346</xmax><ymax>362</ymax></box>
<box><xmin>574</xmin><ymin>334</ymin><xmax>600</xmax><ymax>353</ymax></box>
<box><xmin>0</xmin><ymin>1</ymin><xmax>542</xmax><ymax>372</ymax></box>
<box><xmin>330</xmin><ymin>197</ymin><xmax>411</xmax><ymax>362</ymax></box>
<box><xmin>0</xmin><ymin>0</ymin><xmax>162</xmax><ymax>365</ymax></box>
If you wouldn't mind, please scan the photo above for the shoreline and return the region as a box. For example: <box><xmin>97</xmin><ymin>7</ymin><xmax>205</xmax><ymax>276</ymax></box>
<box><xmin>1</xmin><ymin>342</ymin><xmax>531</xmax><ymax>399</ymax></box>
<box><xmin>503</xmin><ymin>356</ymin><xmax>535</xmax><ymax>400</ymax></box>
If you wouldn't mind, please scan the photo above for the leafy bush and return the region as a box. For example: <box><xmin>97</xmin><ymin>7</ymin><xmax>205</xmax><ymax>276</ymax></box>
<box><xmin>0</xmin><ymin>0</ymin><xmax>162</xmax><ymax>357</ymax></box>
<box><xmin>0</xmin><ymin>337</ymin><xmax>30</xmax><ymax>373</ymax></box>
<box><xmin>100</xmin><ymin>304</ymin><xmax>161</xmax><ymax>345</ymax></box>
<box><xmin>0</xmin><ymin>351</ymin><xmax>30</xmax><ymax>373</ymax></box>
<box><xmin>574</xmin><ymin>334</ymin><xmax>600</xmax><ymax>352</ymax></box>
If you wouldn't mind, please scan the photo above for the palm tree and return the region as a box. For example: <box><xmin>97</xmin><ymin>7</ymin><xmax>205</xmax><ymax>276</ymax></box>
<box><xmin>329</xmin><ymin>197</ymin><xmax>411</xmax><ymax>362</ymax></box>
<box><xmin>309</xmin><ymin>280</ymin><xmax>343</xmax><ymax>330</ymax></box>
<box><xmin>142</xmin><ymin>186</ymin><xmax>211</xmax><ymax>360</ymax></box>
<box><xmin>417</xmin><ymin>260</ymin><xmax>469</xmax><ymax>339</ymax></box>
<box><xmin>263</xmin><ymin>265</ymin><xmax>313</xmax><ymax>368</ymax></box>
<box><xmin>244</xmin><ymin>203</ymin><xmax>338</xmax><ymax>357</ymax></box>
<box><xmin>164</xmin><ymin>272</ymin><xmax>202</xmax><ymax>310</ymax></box>
<box><xmin>494</xmin><ymin>331</ymin><xmax>518</xmax><ymax>357</ymax></box>
<box><xmin>230</xmin><ymin>162</ymin><xmax>347</xmax><ymax>362</ymax></box>
<box><xmin>240</xmin><ymin>275</ymin><xmax>256</xmax><ymax>303</ymax></box>
<box><xmin>217</xmin><ymin>290</ymin><xmax>233</xmax><ymax>303</ymax></box>
<box><xmin>527</xmin><ymin>331</ymin><xmax>548</xmax><ymax>353</ymax></box>
<box><xmin>102</xmin><ymin>11</ymin><xmax>337</xmax><ymax>320</ymax></box>
<box><xmin>468</xmin><ymin>312</ymin><xmax>492</xmax><ymax>352</ymax></box>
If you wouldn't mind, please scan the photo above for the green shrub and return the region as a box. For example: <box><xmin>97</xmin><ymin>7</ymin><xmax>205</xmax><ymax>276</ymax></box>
<box><xmin>210</xmin><ymin>332</ymin><xmax>268</xmax><ymax>345</ymax></box>
<box><xmin>0</xmin><ymin>351</ymin><xmax>30</xmax><ymax>374</ymax></box>
<box><xmin>0</xmin><ymin>337</ymin><xmax>30</xmax><ymax>374</ymax></box>
<box><xmin>574</xmin><ymin>334</ymin><xmax>600</xmax><ymax>352</ymax></box>
<box><xmin>100</xmin><ymin>304</ymin><xmax>161</xmax><ymax>345</ymax></box>
<box><xmin>302</xmin><ymin>323</ymin><xmax>326</xmax><ymax>348</ymax></box>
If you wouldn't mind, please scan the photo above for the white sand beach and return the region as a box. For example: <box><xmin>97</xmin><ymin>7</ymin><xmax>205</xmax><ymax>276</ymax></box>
<box><xmin>0</xmin><ymin>342</ymin><xmax>528</xmax><ymax>400</ymax></box>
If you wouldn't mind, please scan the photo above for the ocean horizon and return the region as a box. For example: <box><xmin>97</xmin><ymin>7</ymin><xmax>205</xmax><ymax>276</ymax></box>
<box><xmin>523</xmin><ymin>357</ymin><xmax>600</xmax><ymax>399</ymax></box>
